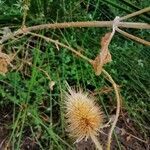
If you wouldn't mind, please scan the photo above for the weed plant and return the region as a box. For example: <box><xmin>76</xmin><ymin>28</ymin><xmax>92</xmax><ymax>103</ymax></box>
<box><xmin>0</xmin><ymin>0</ymin><xmax>149</xmax><ymax>149</ymax></box>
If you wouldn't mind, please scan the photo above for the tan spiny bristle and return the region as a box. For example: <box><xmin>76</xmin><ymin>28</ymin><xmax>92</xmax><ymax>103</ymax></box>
<box><xmin>65</xmin><ymin>87</ymin><xmax>104</xmax><ymax>142</ymax></box>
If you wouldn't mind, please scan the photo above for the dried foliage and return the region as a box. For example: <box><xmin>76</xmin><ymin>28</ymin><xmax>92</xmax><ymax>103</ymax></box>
<box><xmin>0</xmin><ymin>51</ymin><xmax>12</xmax><ymax>75</ymax></box>
<box><xmin>92</xmin><ymin>32</ymin><xmax>112</xmax><ymax>76</ymax></box>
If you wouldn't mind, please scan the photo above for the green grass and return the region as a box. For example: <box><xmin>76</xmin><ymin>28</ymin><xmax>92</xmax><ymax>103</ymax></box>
<box><xmin>0</xmin><ymin>0</ymin><xmax>150</xmax><ymax>149</ymax></box>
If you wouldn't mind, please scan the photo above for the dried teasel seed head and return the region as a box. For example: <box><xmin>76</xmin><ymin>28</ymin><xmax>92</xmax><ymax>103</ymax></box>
<box><xmin>64</xmin><ymin>86</ymin><xmax>104</xmax><ymax>142</ymax></box>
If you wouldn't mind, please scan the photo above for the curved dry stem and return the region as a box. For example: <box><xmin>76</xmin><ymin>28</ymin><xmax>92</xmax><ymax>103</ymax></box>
<box><xmin>116</xmin><ymin>28</ymin><xmax>150</xmax><ymax>46</ymax></box>
<box><xmin>101</xmin><ymin>69</ymin><xmax>121</xmax><ymax>150</ymax></box>
<box><xmin>90</xmin><ymin>134</ymin><xmax>103</xmax><ymax>150</ymax></box>
<box><xmin>28</xmin><ymin>32</ymin><xmax>93</xmax><ymax>63</ymax></box>
<box><xmin>120</xmin><ymin>7</ymin><xmax>150</xmax><ymax>21</ymax></box>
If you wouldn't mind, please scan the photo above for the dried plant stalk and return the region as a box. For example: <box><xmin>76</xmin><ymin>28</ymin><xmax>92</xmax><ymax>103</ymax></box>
<box><xmin>0</xmin><ymin>7</ymin><xmax>149</xmax><ymax>45</ymax></box>
<box><xmin>102</xmin><ymin>69</ymin><xmax>121</xmax><ymax>150</ymax></box>
<box><xmin>0</xmin><ymin>23</ymin><xmax>149</xmax><ymax>44</ymax></box>
<box><xmin>120</xmin><ymin>7</ymin><xmax>150</xmax><ymax>21</ymax></box>
<box><xmin>116</xmin><ymin>28</ymin><xmax>150</xmax><ymax>46</ymax></box>
<box><xmin>90</xmin><ymin>134</ymin><xmax>103</xmax><ymax>150</ymax></box>
<box><xmin>28</xmin><ymin>32</ymin><xmax>93</xmax><ymax>63</ymax></box>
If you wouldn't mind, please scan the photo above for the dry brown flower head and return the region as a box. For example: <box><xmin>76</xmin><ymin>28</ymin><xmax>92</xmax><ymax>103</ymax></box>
<box><xmin>65</xmin><ymin>87</ymin><xmax>104</xmax><ymax>142</ymax></box>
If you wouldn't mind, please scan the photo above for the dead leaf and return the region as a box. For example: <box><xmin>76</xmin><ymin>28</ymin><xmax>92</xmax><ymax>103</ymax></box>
<box><xmin>92</xmin><ymin>32</ymin><xmax>112</xmax><ymax>76</ymax></box>
<box><xmin>100</xmin><ymin>32</ymin><xmax>111</xmax><ymax>48</ymax></box>
<box><xmin>0</xmin><ymin>58</ymin><xmax>8</xmax><ymax>75</ymax></box>
<box><xmin>0</xmin><ymin>52</ymin><xmax>13</xmax><ymax>75</ymax></box>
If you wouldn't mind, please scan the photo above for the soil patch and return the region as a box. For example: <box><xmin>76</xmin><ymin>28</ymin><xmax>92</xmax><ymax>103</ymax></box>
<box><xmin>0</xmin><ymin>105</ymin><xmax>149</xmax><ymax>150</ymax></box>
